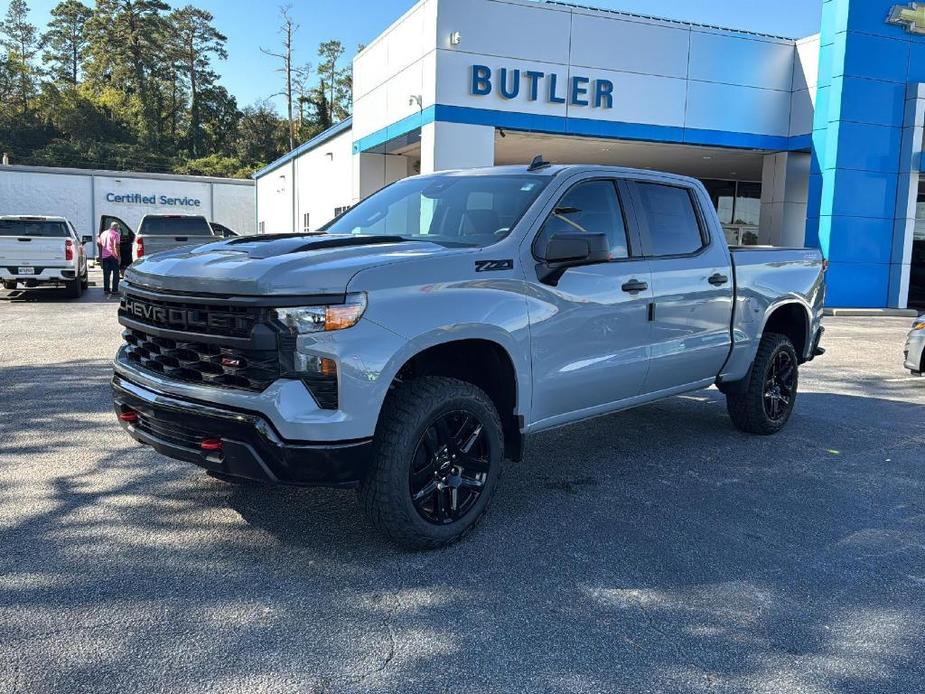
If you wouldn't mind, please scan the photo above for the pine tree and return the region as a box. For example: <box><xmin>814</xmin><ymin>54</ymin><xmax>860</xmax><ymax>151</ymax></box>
<box><xmin>86</xmin><ymin>0</ymin><xmax>170</xmax><ymax>146</ymax></box>
<box><xmin>316</xmin><ymin>39</ymin><xmax>345</xmax><ymax>124</ymax></box>
<box><xmin>0</xmin><ymin>0</ymin><xmax>39</xmax><ymax>113</ymax></box>
<box><xmin>41</xmin><ymin>0</ymin><xmax>92</xmax><ymax>85</ymax></box>
<box><xmin>169</xmin><ymin>5</ymin><xmax>227</xmax><ymax>158</ymax></box>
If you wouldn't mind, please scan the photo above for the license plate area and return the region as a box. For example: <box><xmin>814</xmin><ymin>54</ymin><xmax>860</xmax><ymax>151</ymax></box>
<box><xmin>17</xmin><ymin>267</ymin><xmax>35</xmax><ymax>275</ymax></box>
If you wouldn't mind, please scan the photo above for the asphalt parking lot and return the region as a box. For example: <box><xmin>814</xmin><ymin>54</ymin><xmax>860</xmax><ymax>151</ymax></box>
<box><xmin>1</xmin><ymin>270</ymin><xmax>924</xmax><ymax>694</ymax></box>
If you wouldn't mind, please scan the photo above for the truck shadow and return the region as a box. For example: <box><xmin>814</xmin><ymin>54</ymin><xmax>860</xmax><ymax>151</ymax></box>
<box><xmin>0</xmin><ymin>285</ymin><xmax>116</xmax><ymax>304</ymax></box>
<box><xmin>3</xmin><ymin>360</ymin><xmax>924</xmax><ymax>691</ymax></box>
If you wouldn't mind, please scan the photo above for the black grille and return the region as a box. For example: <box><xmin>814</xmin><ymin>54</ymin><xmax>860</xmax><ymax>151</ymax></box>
<box><xmin>119</xmin><ymin>293</ymin><xmax>261</xmax><ymax>338</ymax></box>
<box><xmin>123</xmin><ymin>327</ymin><xmax>280</xmax><ymax>392</ymax></box>
<box><xmin>135</xmin><ymin>412</ymin><xmax>204</xmax><ymax>450</ymax></box>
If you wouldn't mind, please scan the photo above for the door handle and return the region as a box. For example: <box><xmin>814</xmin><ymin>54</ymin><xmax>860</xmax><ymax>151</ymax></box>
<box><xmin>621</xmin><ymin>279</ymin><xmax>648</xmax><ymax>294</ymax></box>
<box><xmin>708</xmin><ymin>273</ymin><xmax>729</xmax><ymax>286</ymax></box>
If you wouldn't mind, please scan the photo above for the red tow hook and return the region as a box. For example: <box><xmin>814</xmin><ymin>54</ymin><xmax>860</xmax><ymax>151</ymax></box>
<box><xmin>118</xmin><ymin>410</ymin><xmax>139</xmax><ymax>423</ymax></box>
<box><xmin>200</xmin><ymin>438</ymin><xmax>223</xmax><ymax>452</ymax></box>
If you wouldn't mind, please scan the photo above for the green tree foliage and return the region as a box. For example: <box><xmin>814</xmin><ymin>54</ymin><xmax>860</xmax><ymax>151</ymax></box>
<box><xmin>41</xmin><ymin>0</ymin><xmax>91</xmax><ymax>85</ymax></box>
<box><xmin>169</xmin><ymin>5</ymin><xmax>226</xmax><ymax>157</ymax></box>
<box><xmin>0</xmin><ymin>0</ymin><xmax>356</xmax><ymax>178</ymax></box>
<box><xmin>1</xmin><ymin>0</ymin><xmax>38</xmax><ymax>113</ymax></box>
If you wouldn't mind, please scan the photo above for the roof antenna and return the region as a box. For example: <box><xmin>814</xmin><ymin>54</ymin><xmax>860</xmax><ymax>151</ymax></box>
<box><xmin>528</xmin><ymin>154</ymin><xmax>551</xmax><ymax>172</ymax></box>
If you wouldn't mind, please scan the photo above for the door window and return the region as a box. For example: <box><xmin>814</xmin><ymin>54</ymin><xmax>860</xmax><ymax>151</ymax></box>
<box><xmin>632</xmin><ymin>183</ymin><xmax>705</xmax><ymax>257</ymax></box>
<box><xmin>542</xmin><ymin>180</ymin><xmax>629</xmax><ymax>259</ymax></box>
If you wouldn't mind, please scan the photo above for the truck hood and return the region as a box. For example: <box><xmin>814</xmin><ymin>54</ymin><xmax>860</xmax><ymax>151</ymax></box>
<box><xmin>125</xmin><ymin>233</ymin><xmax>456</xmax><ymax>296</ymax></box>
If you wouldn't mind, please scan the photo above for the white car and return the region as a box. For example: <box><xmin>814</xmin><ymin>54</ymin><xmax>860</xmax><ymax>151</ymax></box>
<box><xmin>905</xmin><ymin>317</ymin><xmax>925</xmax><ymax>376</ymax></box>
<box><xmin>0</xmin><ymin>215</ymin><xmax>90</xmax><ymax>298</ymax></box>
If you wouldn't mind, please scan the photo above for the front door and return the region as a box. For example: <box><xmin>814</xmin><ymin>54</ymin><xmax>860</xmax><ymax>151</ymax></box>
<box><xmin>526</xmin><ymin>178</ymin><xmax>654</xmax><ymax>428</ymax></box>
<box><xmin>624</xmin><ymin>180</ymin><xmax>734</xmax><ymax>394</ymax></box>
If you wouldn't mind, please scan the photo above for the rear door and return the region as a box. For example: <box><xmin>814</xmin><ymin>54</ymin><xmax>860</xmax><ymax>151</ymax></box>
<box><xmin>624</xmin><ymin>180</ymin><xmax>734</xmax><ymax>394</ymax></box>
<box><xmin>0</xmin><ymin>219</ymin><xmax>70</xmax><ymax>273</ymax></box>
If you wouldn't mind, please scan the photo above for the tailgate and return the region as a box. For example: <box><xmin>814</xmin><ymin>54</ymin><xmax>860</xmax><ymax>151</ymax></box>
<box><xmin>141</xmin><ymin>235</ymin><xmax>213</xmax><ymax>255</ymax></box>
<box><xmin>0</xmin><ymin>237</ymin><xmax>67</xmax><ymax>265</ymax></box>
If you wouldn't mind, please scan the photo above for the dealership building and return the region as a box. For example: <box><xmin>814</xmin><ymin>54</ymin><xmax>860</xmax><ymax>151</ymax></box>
<box><xmin>255</xmin><ymin>0</ymin><xmax>925</xmax><ymax>309</ymax></box>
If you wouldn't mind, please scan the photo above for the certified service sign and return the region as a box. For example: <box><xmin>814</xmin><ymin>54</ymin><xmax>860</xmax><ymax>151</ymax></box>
<box><xmin>888</xmin><ymin>3</ymin><xmax>925</xmax><ymax>34</ymax></box>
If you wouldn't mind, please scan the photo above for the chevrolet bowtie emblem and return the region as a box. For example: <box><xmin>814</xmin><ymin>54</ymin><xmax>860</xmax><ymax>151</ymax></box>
<box><xmin>888</xmin><ymin>3</ymin><xmax>925</xmax><ymax>34</ymax></box>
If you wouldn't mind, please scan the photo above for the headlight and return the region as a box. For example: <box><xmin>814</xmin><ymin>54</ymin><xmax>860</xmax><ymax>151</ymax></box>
<box><xmin>913</xmin><ymin>320</ymin><xmax>925</xmax><ymax>331</ymax></box>
<box><xmin>273</xmin><ymin>293</ymin><xmax>367</xmax><ymax>334</ymax></box>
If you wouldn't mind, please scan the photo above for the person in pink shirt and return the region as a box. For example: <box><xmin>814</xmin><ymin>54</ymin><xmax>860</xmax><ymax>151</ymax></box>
<box><xmin>98</xmin><ymin>222</ymin><xmax>122</xmax><ymax>295</ymax></box>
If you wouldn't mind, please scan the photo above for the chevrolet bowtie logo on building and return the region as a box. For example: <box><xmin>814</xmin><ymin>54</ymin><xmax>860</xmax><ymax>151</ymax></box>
<box><xmin>888</xmin><ymin>3</ymin><xmax>925</xmax><ymax>34</ymax></box>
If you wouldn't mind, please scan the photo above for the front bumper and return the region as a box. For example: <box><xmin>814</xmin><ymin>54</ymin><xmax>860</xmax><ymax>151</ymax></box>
<box><xmin>904</xmin><ymin>329</ymin><xmax>925</xmax><ymax>374</ymax></box>
<box><xmin>112</xmin><ymin>374</ymin><xmax>373</xmax><ymax>487</ymax></box>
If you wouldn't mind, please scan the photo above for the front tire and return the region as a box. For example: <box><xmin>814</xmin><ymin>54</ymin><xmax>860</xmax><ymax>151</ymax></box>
<box><xmin>726</xmin><ymin>332</ymin><xmax>799</xmax><ymax>435</ymax></box>
<box><xmin>359</xmin><ymin>376</ymin><xmax>504</xmax><ymax>550</ymax></box>
<box><xmin>2</xmin><ymin>280</ymin><xmax>15</xmax><ymax>290</ymax></box>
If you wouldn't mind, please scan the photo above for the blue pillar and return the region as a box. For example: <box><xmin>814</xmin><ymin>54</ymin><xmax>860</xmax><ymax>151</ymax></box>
<box><xmin>807</xmin><ymin>0</ymin><xmax>923</xmax><ymax>307</ymax></box>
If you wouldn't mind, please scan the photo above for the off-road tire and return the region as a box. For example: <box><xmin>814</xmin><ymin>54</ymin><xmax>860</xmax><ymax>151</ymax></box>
<box><xmin>359</xmin><ymin>376</ymin><xmax>504</xmax><ymax>550</ymax></box>
<box><xmin>726</xmin><ymin>332</ymin><xmax>799</xmax><ymax>435</ymax></box>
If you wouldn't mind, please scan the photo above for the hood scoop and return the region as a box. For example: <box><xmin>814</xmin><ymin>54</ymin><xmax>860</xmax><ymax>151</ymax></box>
<box><xmin>221</xmin><ymin>233</ymin><xmax>415</xmax><ymax>260</ymax></box>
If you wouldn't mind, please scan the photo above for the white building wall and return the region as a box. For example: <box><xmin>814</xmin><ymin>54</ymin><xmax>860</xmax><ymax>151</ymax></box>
<box><xmin>420</xmin><ymin>122</ymin><xmax>495</xmax><ymax>173</ymax></box>
<box><xmin>352</xmin><ymin>0</ymin><xmax>438</xmax><ymax>143</ymax></box>
<box><xmin>0</xmin><ymin>168</ymin><xmax>93</xmax><ymax>234</ymax></box>
<box><xmin>212</xmin><ymin>184</ymin><xmax>257</xmax><ymax>235</ymax></box>
<box><xmin>293</xmin><ymin>128</ymin><xmax>354</xmax><ymax>229</ymax></box>
<box><xmin>432</xmin><ymin>0</ymin><xmax>807</xmax><ymax>138</ymax></box>
<box><xmin>256</xmin><ymin>160</ymin><xmax>295</xmax><ymax>234</ymax></box>
<box><xmin>790</xmin><ymin>35</ymin><xmax>820</xmax><ymax>137</ymax></box>
<box><xmin>0</xmin><ymin>166</ymin><xmax>255</xmax><ymax>238</ymax></box>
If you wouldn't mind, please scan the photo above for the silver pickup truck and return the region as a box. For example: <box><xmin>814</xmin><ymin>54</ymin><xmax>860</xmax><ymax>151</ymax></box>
<box><xmin>132</xmin><ymin>214</ymin><xmax>217</xmax><ymax>261</ymax></box>
<box><xmin>111</xmin><ymin>163</ymin><xmax>825</xmax><ymax>548</ymax></box>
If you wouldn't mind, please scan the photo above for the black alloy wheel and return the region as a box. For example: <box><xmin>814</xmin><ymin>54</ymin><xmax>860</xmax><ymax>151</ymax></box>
<box><xmin>725</xmin><ymin>332</ymin><xmax>799</xmax><ymax>435</ymax></box>
<box><xmin>763</xmin><ymin>349</ymin><xmax>796</xmax><ymax>422</ymax></box>
<box><xmin>409</xmin><ymin>411</ymin><xmax>490</xmax><ymax>524</ymax></box>
<box><xmin>359</xmin><ymin>376</ymin><xmax>504</xmax><ymax>549</ymax></box>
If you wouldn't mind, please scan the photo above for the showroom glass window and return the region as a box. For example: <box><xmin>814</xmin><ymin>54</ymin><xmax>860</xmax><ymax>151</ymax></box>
<box><xmin>700</xmin><ymin>179</ymin><xmax>762</xmax><ymax>229</ymax></box>
<box><xmin>542</xmin><ymin>180</ymin><xmax>630</xmax><ymax>259</ymax></box>
<box><xmin>632</xmin><ymin>183</ymin><xmax>705</xmax><ymax>256</ymax></box>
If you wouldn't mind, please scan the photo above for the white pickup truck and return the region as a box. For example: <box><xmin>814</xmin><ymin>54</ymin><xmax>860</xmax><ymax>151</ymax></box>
<box><xmin>0</xmin><ymin>215</ymin><xmax>90</xmax><ymax>298</ymax></box>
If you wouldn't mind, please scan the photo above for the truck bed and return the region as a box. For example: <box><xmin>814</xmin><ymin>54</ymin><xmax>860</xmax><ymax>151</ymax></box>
<box><xmin>719</xmin><ymin>245</ymin><xmax>826</xmax><ymax>383</ymax></box>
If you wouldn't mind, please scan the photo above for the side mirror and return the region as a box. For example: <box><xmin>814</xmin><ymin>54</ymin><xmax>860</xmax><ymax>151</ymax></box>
<box><xmin>535</xmin><ymin>231</ymin><xmax>610</xmax><ymax>286</ymax></box>
<box><xmin>81</xmin><ymin>235</ymin><xmax>93</xmax><ymax>244</ymax></box>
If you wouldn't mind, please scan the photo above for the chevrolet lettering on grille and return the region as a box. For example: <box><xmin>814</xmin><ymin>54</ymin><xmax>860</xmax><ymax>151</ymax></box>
<box><xmin>121</xmin><ymin>296</ymin><xmax>254</xmax><ymax>334</ymax></box>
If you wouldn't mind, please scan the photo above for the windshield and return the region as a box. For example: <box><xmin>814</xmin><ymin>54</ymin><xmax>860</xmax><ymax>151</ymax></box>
<box><xmin>139</xmin><ymin>217</ymin><xmax>214</xmax><ymax>236</ymax></box>
<box><xmin>323</xmin><ymin>175</ymin><xmax>549</xmax><ymax>246</ymax></box>
<box><xmin>0</xmin><ymin>220</ymin><xmax>69</xmax><ymax>237</ymax></box>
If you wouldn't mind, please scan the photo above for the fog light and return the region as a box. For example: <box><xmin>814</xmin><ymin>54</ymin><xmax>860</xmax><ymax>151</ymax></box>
<box><xmin>200</xmin><ymin>438</ymin><xmax>223</xmax><ymax>452</ymax></box>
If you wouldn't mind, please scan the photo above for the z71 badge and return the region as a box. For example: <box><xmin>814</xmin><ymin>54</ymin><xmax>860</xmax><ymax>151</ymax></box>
<box><xmin>475</xmin><ymin>259</ymin><xmax>514</xmax><ymax>272</ymax></box>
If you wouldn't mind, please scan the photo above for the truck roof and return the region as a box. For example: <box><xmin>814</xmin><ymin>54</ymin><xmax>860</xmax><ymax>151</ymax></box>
<box><xmin>435</xmin><ymin>163</ymin><xmax>702</xmax><ymax>187</ymax></box>
<box><xmin>0</xmin><ymin>214</ymin><xmax>70</xmax><ymax>222</ymax></box>
<box><xmin>139</xmin><ymin>213</ymin><xmax>208</xmax><ymax>219</ymax></box>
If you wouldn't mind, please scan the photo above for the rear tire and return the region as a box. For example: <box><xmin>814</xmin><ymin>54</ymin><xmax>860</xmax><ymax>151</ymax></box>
<box><xmin>359</xmin><ymin>376</ymin><xmax>504</xmax><ymax>550</ymax></box>
<box><xmin>65</xmin><ymin>277</ymin><xmax>83</xmax><ymax>299</ymax></box>
<box><xmin>726</xmin><ymin>332</ymin><xmax>799</xmax><ymax>435</ymax></box>
<box><xmin>80</xmin><ymin>272</ymin><xmax>89</xmax><ymax>290</ymax></box>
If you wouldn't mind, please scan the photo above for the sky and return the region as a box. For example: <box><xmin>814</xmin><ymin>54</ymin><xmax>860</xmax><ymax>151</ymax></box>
<box><xmin>21</xmin><ymin>0</ymin><xmax>823</xmax><ymax>112</ymax></box>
